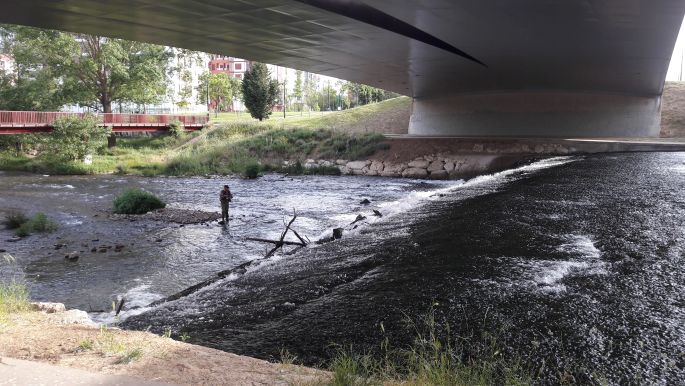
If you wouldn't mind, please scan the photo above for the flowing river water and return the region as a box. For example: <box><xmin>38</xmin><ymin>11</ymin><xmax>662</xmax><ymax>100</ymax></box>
<box><xmin>1</xmin><ymin>152</ymin><xmax>684</xmax><ymax>384</ymax></box>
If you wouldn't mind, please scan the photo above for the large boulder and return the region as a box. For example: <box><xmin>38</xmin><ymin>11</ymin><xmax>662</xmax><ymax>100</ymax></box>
<box><xmin>369</xmin><ymin>160</ymin><xmax>384</xmax><ymax>172</ymax></box>
<box><xmin>383</xmin><ymin>162</ymin><xmax>406</xmax><ymax>173</ymax></box>
<box><xmin>347</xmin><ymin>160</ymin><xmax>369</xmax><ymax>170</ymax></box>
<box><xmin>380</xmin><ymin>171</ymin><xmax>401</xmax><ymax>177</ymax></box>
<box><xmin>338</xmin><ymin>166</ymin><xmax>350</xmax><ymax>175</ymax></box>
<box><xmin>443</xmin><ymin>161</ymin><xmax>456</xmax><ymax>172</ymax></box>
<box><xmin>31</xmin><ymin>302</ymin><xmax>66</xmax><ymax>313</ymax></box>
<box><xmin>402</xmin><ymin>168</ymin><xmax>429</xmax><ymax>178</ymax></box>
<box><xmin>336</xmin><ymin>159</ymin><xmax>348</xmax><ymax>165</ymax></box>
<box><xmin>427</xmin><ymin>161</ymin><xmax>445</xmax><ymax>172</ymax></box>
<box><xmin>408</xmin><ymin>159</ymin><xmax>430</xmax><ymax>168</ymax></box>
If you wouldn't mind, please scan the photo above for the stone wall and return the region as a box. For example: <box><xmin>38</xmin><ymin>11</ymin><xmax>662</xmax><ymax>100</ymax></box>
<box><xmin>297</xmin><ymin>154</ymin><xmax>525</xmax><ymax>180</ymax></box>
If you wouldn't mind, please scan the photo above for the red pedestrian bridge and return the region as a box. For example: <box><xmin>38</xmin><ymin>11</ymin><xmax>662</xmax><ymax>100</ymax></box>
<box><xmin>0</xmin><ymin>111</ymin><xmax>209</xmax><ymax>135</ymax></box>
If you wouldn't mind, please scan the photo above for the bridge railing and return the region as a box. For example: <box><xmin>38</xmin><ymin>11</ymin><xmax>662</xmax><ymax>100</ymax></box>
<box><xmin>0</xmin><ymin>111</ymin><xmax>209</xmax><ymax>126</ymax></box>
<box><xmin>0</xmin><ymin>111</ymin><xmax>84</xmax><ymax>125</ymax></box>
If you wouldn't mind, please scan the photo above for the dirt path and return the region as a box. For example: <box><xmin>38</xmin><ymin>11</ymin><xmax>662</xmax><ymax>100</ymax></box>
<box><xmin>0</xmin><ymin>309</ymin><xmax>328</xmax><ymax>386</ymax></box>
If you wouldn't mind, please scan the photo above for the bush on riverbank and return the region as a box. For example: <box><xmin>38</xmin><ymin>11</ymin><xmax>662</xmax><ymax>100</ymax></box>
<box><xmin>44</xmin><ymin>114</ymin><xmax>110</xmax><ymax>161</ymax></box>
<box><xmin>113</xmin><ymin>188</ymin><xmax>166</xmax><ymax>214</ymax></box>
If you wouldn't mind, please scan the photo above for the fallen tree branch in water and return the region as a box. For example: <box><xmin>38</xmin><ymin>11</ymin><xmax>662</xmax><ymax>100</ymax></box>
<box><xmin>246</xmin><ymin>210</ymin><xmax>308</xmax><ymax>258</ymax></box>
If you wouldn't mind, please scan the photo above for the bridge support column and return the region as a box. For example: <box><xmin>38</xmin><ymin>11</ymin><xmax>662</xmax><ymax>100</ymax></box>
<box><xmin>408</xmin><ymin>92</ymin><xmax>662</xmax><ymax>137</ymax></box>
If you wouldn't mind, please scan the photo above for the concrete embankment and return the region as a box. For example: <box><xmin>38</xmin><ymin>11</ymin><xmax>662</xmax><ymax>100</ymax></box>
<box><xmin>0</xmin><ymin>304</ymin><xmax>328</xmax><ymax>386</ymax></box>
<box><xmin>297</xmin><ymin>137</ymin><xmax>685</xmax><ymax>180</ymax></box>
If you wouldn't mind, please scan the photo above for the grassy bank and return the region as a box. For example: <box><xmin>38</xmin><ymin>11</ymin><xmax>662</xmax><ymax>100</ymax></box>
<box><xmin>0</xmin><ymin>133</ymin><xmax>197</xmax><ymax>176</ymax></box>
<box><xmin>165</xmin><ymin>122</ymin><xmax>387</xmax><ymax>176</ymax></box>
<box><xmin>0</xmin><ymin>98</ymin><xmax>408</xmax><ymax>177</ymax></box>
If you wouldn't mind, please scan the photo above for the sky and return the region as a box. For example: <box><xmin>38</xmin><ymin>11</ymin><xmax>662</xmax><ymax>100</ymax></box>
<box><xmin>666</xmin><ymin>17</ymin><xmax>685</xmax><ymax>81</ymax></box>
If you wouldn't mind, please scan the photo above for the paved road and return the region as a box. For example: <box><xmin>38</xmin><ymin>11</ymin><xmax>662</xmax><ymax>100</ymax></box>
<box><xmin>0</xmin><ymin>357</ymin><xmax>174</xmax><ymax>386</ymax></box>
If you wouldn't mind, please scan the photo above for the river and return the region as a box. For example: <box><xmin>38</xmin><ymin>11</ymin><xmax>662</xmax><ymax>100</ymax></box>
<box><xmin>1</xmin><ymin>152</ymin><xmax>684</xmax><ymax>384</ymax></box>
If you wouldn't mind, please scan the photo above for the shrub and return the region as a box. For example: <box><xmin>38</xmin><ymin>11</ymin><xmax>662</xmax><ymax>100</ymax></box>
<box><xmin>113</xmin><ymin>188</ymin><xmax>166</xmax><ymax>214</ymax></box>
<box><xmin>13</xmin><ymin>213</ymin><xmax>57</xmax><ymax>237</ymax></box>
<box><xmin>168</xmin><ymin>120</ymin><xmax>185</xmax><ymax>138</ymax></box>
<box><xmin>42</xmin><ymin>114</ymin><xmax>111</xmax><ymax>161</ymax></box>
<box><xmin>3</xmin><ymin>211</ymin><xmax>28</xmax><ymax>229</ymax></box>
<box><xmin>243</xmin><ymin>161</ymin><xmax>261</xmax><ymax>179</ymax></box>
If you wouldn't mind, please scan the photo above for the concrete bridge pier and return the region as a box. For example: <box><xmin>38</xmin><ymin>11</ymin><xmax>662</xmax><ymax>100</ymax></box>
<box><xmin>408</xmin><ymin>92</ymin><xmax>663</xmax><ymax>137</ymax></box>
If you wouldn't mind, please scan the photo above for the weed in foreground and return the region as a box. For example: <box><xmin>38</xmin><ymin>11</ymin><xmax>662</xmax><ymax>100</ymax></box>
<box><xmin>326</xmin><ymin>307</ymin><xmax>534</xmax><ymax>386</ymax></box>
<box><xmin>0</xmin><ymin>280</ymin><xmax>30</xmax><ymax>316</ymax></box>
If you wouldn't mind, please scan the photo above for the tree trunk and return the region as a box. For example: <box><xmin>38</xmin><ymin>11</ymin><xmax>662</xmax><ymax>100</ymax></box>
<box><xmin>102</xmin><ymin>97</ymin><xmax>116</xmax><ymax>148</ymax></box>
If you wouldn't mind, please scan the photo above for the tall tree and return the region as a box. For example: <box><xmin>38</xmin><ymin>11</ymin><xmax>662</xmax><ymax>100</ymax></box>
<box><xmin>0</xmin><ymin>24</ymin><xmax>172</xmax><ymax>113</ymax></box>
<box><xmin>292</xmin><ymin>70</ymin><xmax>304</xmax><ymax>112</ymax></box>
<box><xmin>241</xmin><ymin>63</ymin><xmax>279</xmax><ymax>121</ymax></box>
<box><xmin>197</xmin><ymin>72</ymin><xmax>240</xmax><ymax>116</ymax></box>
<box><xmin>0</xmin><ymin>25</ymin><xmax>64</xmax><ymax>110</ymax></box>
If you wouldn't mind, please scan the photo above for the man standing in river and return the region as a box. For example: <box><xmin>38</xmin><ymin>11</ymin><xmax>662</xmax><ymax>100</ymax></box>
<box><xmin>220</xmin><ymin>185</ymin><xmax>233</xmax><ymax>225</ymax></box>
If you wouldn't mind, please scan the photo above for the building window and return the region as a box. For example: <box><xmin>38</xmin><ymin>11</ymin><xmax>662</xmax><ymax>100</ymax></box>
<box><xmin>235</xmin><ymin>74</ymin><xmax>242</xmax><ymax>79</ymax></box>
<box><xmin>235</xmin><ymin>63</ymin><xmax>242</xmax><ymax>70</ymax></box>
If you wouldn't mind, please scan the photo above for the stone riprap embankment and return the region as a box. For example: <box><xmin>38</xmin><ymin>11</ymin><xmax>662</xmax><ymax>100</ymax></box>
<box><xmin>297</xmin><ymin>154</ymin><xmax>526</xmax><ymax>180</ymax></box>
<box><xmin>293</xmin><ymin>136</ymin><xmax>685</xmax><ymax>180</ymax></box>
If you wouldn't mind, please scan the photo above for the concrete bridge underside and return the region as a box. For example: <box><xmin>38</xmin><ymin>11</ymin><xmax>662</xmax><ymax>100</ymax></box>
<box><xmin>1</xmin><ymin>0</ymin><xmax>684</xmax><ymax>137</ymax></box>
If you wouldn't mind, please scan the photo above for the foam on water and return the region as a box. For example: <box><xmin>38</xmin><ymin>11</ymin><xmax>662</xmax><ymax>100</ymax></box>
<box><xmin>90</xmin><ymin>283</ymin><xmax>164</xmax><ymax>324</ymax></box>
<box><xmin>314</xmin><ymin>157</ymin><xmax>576</xmax><ymax>242</ymax></box>
<box><xmin>530</xmin><ymin>235</ymin><xmax>607</xmax><ymax>294</ymax></box>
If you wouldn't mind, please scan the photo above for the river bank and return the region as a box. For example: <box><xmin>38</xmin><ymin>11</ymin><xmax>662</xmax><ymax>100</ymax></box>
<box><xmin>0</xmin><ymin>305</ymin><xmax>328</xmax><ymax>385</ymax></box>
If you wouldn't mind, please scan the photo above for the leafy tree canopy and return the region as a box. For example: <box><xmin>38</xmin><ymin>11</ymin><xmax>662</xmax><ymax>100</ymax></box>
<box><xmin>0</xmin><ymin>24</ymin><xmax>172</xmax><ymax>113</ymax></box>
<box><xmin>196</xmin><ymin>72</ymin><xmax>241</xmax><ymax>115</ymax></box>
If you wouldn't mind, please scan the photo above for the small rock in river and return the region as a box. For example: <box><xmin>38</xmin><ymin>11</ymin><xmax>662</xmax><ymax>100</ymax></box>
<box><xmin>90</xmin><ymin>247</ymin><xmax>97</xmax><ymax>253</ymax></box>
<box><xmin>155</xmin><ymin>238</ymin><xmax>163</xmax><ymax>242</ymax></box>
<box><xmin>114</xmin><ymin>244</ymin><xmax>125</xmax><ymax>252</ymax></box>
<box><xmin>64</xmin><ymin>252</ymin><xmax>79</xmax><ymax>261</ymax></box>
<box><xmin>0</xmin><ymin>249</ymin><xmax>6</xmax><ymax>253</ymax></box>
<box><xmin>372</xmin><ymin>210</ymin><xmax>383</xmax><ymax>217</ymax></box>
<box><xmin>351</xmin><ymin>214</ymin><xmax>366</xmax><ymax>225</ymax></box>
<box><xmin>360</xmin><ymin>198</ymin><xmax>371</xmax><ymax>205</ymax></box>
<box><xmin>54</xmin><ymin>243</ymin><xmax>65</xmax><ymax>250</ymax></box>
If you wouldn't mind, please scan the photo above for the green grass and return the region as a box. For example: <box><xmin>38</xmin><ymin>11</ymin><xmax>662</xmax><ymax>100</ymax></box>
<box><xmin>3</xmin><ymin>211</ymin><xmax>28</xmax><ymax>229</ymax></box>
<box><xmin>0</xmin><ymin>99</ymin><xmax>406</xmax><ymax>177</ymax></box>
<box><xmin>210</xmin><ymin>97</ymin><xmax>410</xmax><ymax>133</ymax></box>
<box><xmin>162</xmin><ymin>122</ymin><xmax>387</xmax><ymax>177</ymax></box>
<box><xmin>324</xmin><ymin>309</ymin><xmax>534</xmax><ymax>386</ymax></box>
<box><xmin>112</xmin><ymin>188</ymin><xmax>166</xmax><ymax>214</ymax></box>
<box><xmin>0</xmin><ymin>281</ymin><xmax>30</xmax><ymax>316</ymax></box>
<box><xmin>9</xmin><ymin>212</ymin><xmax>58</xmax><ymax>237</ymax></box>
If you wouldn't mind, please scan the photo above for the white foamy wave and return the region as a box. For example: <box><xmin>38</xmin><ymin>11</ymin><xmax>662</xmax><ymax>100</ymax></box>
<box><xmin>558</xmin><ymin>235</ymin><xmax>602</xmax><ymax>259</ymax></box>
<box><xmin>534</xmin><ymin>261</ymin><xmax>591</xmax><ymax>293</ymax></box>
<box><xmin>315</xmin><ymin>157</ymin><xmax>576</xmax><ymax>243</ymax></box>
<box><xmin>529</xmin><ymin>235</ymin><xmax>607</xmax><ymax>294</ymax></box>
<box><xmin>90</xmin><ymin>283</ymin><xmax>164</xmax><ymax>324</ymax></box>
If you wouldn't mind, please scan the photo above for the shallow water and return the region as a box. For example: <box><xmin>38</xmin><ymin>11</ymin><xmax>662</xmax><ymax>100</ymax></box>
<box><xmin>2</xmin><ymin>153</ymin><xmax>685</xmax><ymax>384</ymax></box>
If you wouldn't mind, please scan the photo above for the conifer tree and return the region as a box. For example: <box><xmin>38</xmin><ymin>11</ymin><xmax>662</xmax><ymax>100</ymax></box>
<box><xmin>241</xmin><ymin>62</ymin><xmax>278</xmax><ymax>121</ymax></box>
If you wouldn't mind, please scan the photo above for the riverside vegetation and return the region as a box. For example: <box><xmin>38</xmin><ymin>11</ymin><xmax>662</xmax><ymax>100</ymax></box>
<box><xmin>3</xmin><ymin>211</ymin><xmax>57</xmax><ymax>237</ymax></box>
<box><xmin>0</xmin><ymin>97</ymin><xmax>410</xmax><ymax>178</ymax></box>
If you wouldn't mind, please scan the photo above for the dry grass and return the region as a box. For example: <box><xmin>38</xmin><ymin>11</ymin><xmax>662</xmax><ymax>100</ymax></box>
<box><xmin>0</xmin><ymin>310</ymin><xmax>329</xmax><ymax>385</ymax></box>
